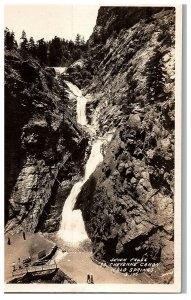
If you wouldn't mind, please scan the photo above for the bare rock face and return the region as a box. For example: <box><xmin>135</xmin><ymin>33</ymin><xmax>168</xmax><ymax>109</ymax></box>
<box><xmin>5</xmin><ymin>51</ymin><xmax>88</xmax><ymax>234</ymax></box>
<box><xmin>76</xmin><ymin>7</ymin><xmax>175</xmax><ymax>280</ymax></box>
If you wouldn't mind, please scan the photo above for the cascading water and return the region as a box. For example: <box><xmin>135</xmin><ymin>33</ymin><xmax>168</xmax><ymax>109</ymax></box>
<box><xmin>54</xmin><ymin>67</ymin><xmax>67</xmax><ymax>77</ymax></box>
<box><xmin>65</xmin><ymin>81</ymin><xmax>88</xmax><ymax>126</ymax></box>
<box><xmin>57</xmin><ymin>80</ymin><xmax>113</xmax><ymax>245</ymax></box>
<box><xmin>57</xmin><ymin>139</ymin><xmax>105</xmax><ymax>244</ymax></box>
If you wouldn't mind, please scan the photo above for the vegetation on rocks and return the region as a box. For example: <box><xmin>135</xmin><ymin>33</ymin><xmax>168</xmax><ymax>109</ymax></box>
<box><xmin>5</xmin><ymin>46</ymin><xmax>88</xmax><ymax>234</ymax></box>
<box><xmin>5</xmin><ymin>6</ymin><xmax>176</xmax><ymax>283</ymax></box>
<box><xmin>75</xmin><ymin>7</ymin><xmax>175</xmax><ymax>282</ymax></box>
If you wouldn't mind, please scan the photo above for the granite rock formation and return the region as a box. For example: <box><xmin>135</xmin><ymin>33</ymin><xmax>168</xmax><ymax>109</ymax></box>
<box><xmin>75</xmin><ymin>7</ymin><xmax>175</xmax><ymax>282</ymax></box>
<box><xmin>5</xmin><ymin>50</ymin><xmax>88</xmax><ymax>234</ymax></box>
<box><xmin>5</xmin><ymin>6</ymin><xmax>176</xmax><ymax>283</ymax></box>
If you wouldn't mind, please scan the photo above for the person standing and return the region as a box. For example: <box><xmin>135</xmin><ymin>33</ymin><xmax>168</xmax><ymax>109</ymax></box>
<box><xmin>22</xmin><ymin>231</ymin><xmax>26</xmax><ymax>240</ymax></box>
<box><xmin>7</xmin><ymin>237</ymin><xmax>10</xmax><ymax>245</ymax></box>
<box><xmin>18</xmin><ymin>258</ymin><xmax>21</xmax><ymax>269</ymax></box>
<box><xmin>87</xmin><ymin>274</ymin><xmax>90</xmax><ymax>283</ymax></box>
<box><xmin>90</xmin><ymin>273</ymin><xmax>94</xmax><ymax>284</ymax></box>
<box><xmin>12</xmin><ymin>262</ymin><xmax>16</xmax><ymax>272</ymax></box>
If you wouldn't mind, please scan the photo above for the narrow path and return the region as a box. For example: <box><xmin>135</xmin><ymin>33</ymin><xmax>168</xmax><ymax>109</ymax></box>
<box><xmin>57</xmin><ymin>251</ymin><xmax>139</xmax><ymax>284</ymax></box>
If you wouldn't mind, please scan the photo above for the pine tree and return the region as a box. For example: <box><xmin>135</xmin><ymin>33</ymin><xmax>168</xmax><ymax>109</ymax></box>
<box><xmin>28</xmin><ymin>37</ymin><xmax>36</xmax><ymax>57</ymax></box>
<box><xmin>75</xmin><ymin>33</ymin><xmax>81</xmax><ymax>46</ymax></box>
<box><xmin>36</xmin><ymin>38</ymin><xmax>48</xmax><ymax>65</ymax></box>
<box><xmin>81</xmin><ymin>36</ymin><xmax>85</xmax><ymax>45</ymax></box>
<box><xmin>80</xmin><ymin>35</ymin><xmax>87</xmax><ymax>52</ymax></box>
<box><xmin>20</xmin><ymin>30</ymin><xmax>28</xmax><ymax>53</ymax></box>
<box><xmin>68</xmin><ymin>40</ymin><xmax>74</xmax><ymax>51</ymax></box>
<box><xmin>4</xmin><ymin>28</ymin><xmax>16</xmax><ymax>50</ymax></box>
<box><xmin>49</xmin><ymin>36</ymin><xmax>62</xmax><ymax>66</ymax></box>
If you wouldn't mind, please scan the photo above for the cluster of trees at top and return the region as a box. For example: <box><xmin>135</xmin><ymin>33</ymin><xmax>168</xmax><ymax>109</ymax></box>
<box><xmin>4</xmin><ymin>28</ymin><xmax>88</xmax><ymax>67</ymax></box>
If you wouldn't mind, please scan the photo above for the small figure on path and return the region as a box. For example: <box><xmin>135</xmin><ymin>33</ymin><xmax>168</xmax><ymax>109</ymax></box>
<box><xmin>7</xmin><ymin>237</ymin><xmax>11</xmax><ymax>245</ymax></box>
<box><xmin>90</xmin><ymin>273</ymin><xmax>94</xmax><ymax>284</ymax></box>
<box><xmin>87</xmin><ymin>274</ymin><xmax>91</xmax><ymax>284</ymax></box>
<box><xmin>22</xmin><ymin>231</ymin><xmax>26</xmax><ymax>240</ymax></box>
<box><xmin>18</xmin><ymin>258</ymin><xmax>21</xmax><ymax>269</ymax></box>
<box><xmin>12</xmin><ymin>262</ymin><xmax>16</xmax><ymax>272</ymax></box>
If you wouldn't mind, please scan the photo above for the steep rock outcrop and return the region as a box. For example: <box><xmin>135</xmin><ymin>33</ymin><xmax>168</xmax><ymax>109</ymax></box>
<box><xmin>5</xmin><ymin>50</ymin><xmax>88</xmax><ymax>234</ymax></box>
<box><xmin>76</xmin><ymin>7</ymin><xmax>175</xmax><ymax>281</ymax></box>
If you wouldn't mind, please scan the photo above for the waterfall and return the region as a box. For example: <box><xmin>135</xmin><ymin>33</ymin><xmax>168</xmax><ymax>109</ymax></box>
<box><xmin>66</xmin><ymin>81</ymin><xmax>88</xmax><ymax>126</ymax></box>
<box><xmin>77</xmin><ymin>96</ymin><xmax>88</xmax><ymax>126</ymax></box>
<box><xmin>57</xmin><ymin>81</ymin><xmax>113</xmax><ymax>245</ymax></box>
<box><xmin>54</xmin><ymin>67</ymin><xmax>67</xmax><ymax>76</ymax></box>
<box><xmin>57</xmin><ymin>139</ymin><xmax>104</xmax><ymax>244</ymax></box>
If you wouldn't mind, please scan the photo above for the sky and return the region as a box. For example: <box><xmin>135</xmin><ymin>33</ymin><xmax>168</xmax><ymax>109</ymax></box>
<box><xmin>4</xmin><ymin>5</ymin><xmax>100</xmax><ymax>42</ymax></box>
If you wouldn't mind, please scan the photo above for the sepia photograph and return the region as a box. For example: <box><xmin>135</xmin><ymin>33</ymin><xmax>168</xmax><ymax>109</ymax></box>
<box><xmin>4</xmin><ymin>3</ymin><xmax>182</xmax><ymax>293</ymax></box>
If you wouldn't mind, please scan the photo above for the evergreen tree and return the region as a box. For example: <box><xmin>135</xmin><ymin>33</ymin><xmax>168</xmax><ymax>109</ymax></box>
<box><xmin>80</xmin><ymin>35</ymin><xmax>87</xmax><ymax>52</ymax></box>
<box><xmin>75</xmin><ymin>33</ymin><xmax>81</xmax><ymax>46</ymax></box>
<box><xmin>36</xmin><ymin>38</ymin><xmax>48</xmax><ymax>65</ymax></box>
<box><xmin>49</xmin><ymin>36</ymin><xmax>62</xmax><ymax>66</ymax></box>
<box><xmin>72</xmin><ymin>48</ymin><xmax>82</xmax><ymax>61</ymax></box>
<box><xmin>68</xmin><ymin>40</ymin><xmax>74</xmax><ymax>51</ymax></box>
<box><xmin>20</xmin><ymin>30</ymin><xmax>28</xmax><ymax>53</ymax></box>
<box><xmin>28</xmin><ymin>37</ymin><xmax>36</xmax><ymax>57</ymax></box>
<box><xmin>4</xmin><ymin>28</ymin><xmax>16</xmax><ymax>50</ymax></box>
<box><xmin>81</xmin><ymin>36</ymin><xmax>85</xmax><ymax>45</ymax></box>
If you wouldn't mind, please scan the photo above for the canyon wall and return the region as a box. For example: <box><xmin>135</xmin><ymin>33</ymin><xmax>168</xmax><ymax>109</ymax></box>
<box><xmin>76</xmin><ymin>7</ymin><xmax>175</xmax><ymax>281</ymax></box>
<box><xmin>5</xmin><ymin>6</ymin><xmax>176</xmax><ymax>283</ymax></box>
<box><xmin>5</xmin><ymin>51</ymin><xmax>88</xmax><ymax>234</ymax></box>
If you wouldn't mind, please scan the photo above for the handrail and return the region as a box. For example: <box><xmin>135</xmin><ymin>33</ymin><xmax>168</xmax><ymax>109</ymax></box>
<box><xmin>12</xmin><ymin>262</ymin><xmax>57</xmax><ymax>277</ymax></box>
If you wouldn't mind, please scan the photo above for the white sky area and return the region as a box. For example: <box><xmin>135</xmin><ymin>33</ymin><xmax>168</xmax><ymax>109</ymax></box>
<box><xmin>4</xmin><ymin>5</ymin><xmax>100</xmax><ymax>42</ymax></box>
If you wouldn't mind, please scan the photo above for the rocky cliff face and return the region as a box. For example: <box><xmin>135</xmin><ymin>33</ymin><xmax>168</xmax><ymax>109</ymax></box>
<box><xmin>5</xmin><ymin>6</ymin><xmax>176</xmax><ymax>283</ymax></box>
<box><xmin>75</xmin><ymin>7</ymin><xmax>175</xmax><ymax>281</ymax></box>
<box><xmin>5</xmin><ymin>50</ymin><xmax>88</xmax><ymax>234</ymax></box>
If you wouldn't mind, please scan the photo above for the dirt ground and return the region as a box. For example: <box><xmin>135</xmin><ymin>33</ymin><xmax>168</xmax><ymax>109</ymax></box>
<box><xmin>4</xmin><ymin>232</ymin><xmax>55</xmax><ymax>283</ymax></box>
<box><xmin>5</xmin><ymin>232</ymin><xmax>150</xmax><ymax>284</ymax></box>
<box><xmin>57</xmin><ymin>251</ymin><xmax>139</xmax><ymax>284</ymax></box>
